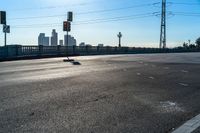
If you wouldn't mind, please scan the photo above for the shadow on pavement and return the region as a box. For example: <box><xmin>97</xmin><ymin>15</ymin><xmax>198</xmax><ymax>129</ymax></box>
<box><xmin>63</xmin><ymin>58</ymin><xmax>81</xmax><ymax>65</ymax></box>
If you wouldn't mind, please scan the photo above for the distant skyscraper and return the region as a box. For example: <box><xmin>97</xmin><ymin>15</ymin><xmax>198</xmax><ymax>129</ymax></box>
<box><xmin>64</xmin><ymin>35</ymin><xmax>76</xmax><ymax>46</ymax></box>
<box><xmin>59</xmin><ymin>40</ymin><xmax>63</xmax><ymax>46</ymax></box>
<box><xmin>51</xmin><ymin>29</ymin><xmax>58</xmax><ymax>46</ymax></box>
<box><xmin>38</xmin><ymin>33</ymin><xmax>49</xmax><ymax>46</ymax></box>
<box><xmin>38</xmin><ymin>33</ymin><xmax>45</xmax><ymax>45</ymax></box>
<box><xmin>43</xmin><ymin>37</ymin><xmax>49</xmax><ymax>46</ymax></box>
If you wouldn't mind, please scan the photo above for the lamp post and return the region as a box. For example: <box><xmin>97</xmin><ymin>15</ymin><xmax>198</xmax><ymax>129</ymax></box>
<box><xmin>117</xmin><ymin>32</ymin><xmax>122</xmax><ymax>48</ymax></box>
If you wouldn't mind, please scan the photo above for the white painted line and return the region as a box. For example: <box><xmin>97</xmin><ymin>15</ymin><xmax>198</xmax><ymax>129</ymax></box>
<box><xmin>159</xmin><ymin>101</ymin><xmax>184</xmax><ymax>113</ymax></box>
<box><xmin>144</xmin><ymin>63</ymin><xmax>148</xmax><ymax>66</ymax></box>
<box><xmin>181</xmin><ymin>70</ymin><xmax>189</xmax><ymax>73</ymax></box>
<box><xmin>151</xmin><ymin>65</ymin><xmax>156</xmax><ymax>67</ymax></box>
<box><xmin>137</xmin><ymin>73</ymin><xmax>141</xmax><ymax>76</ymax></box>
<box><xmin>149</xmin><ymin>76</ymin><xmax>155</xmax><ymax>79</ymax></box>
<box><xmin>139</xmin><ymin>61</ymin><xmax>143</xmax><ymax>64</ymax></box>
<box><xmin>164</xmin><ymin>67</ymin><xmax>169</xmax><ymax>69</ymax></box>
<box><xmin>179</xmin><ymin>83</ymin><xmax>189</xmax><ymax>87</ymax></box>
<box><xmin>172</xmin><ymin>114</ymin><xmax>200</xmax><ymax>133</ymax></box>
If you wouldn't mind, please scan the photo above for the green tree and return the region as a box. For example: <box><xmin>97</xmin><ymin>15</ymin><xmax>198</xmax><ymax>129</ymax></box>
<box><xmin>183</xmin><ymin>42</ymin><xmax>188</xmax><ymax>48</ymax></box>
<box><xmin>195</xmin><ymin>37</ymin><xmax>200</xmax><ymax>47</ymax></box>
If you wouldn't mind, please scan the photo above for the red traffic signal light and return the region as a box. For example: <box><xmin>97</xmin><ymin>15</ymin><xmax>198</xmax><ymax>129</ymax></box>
<box><xmin>63</xmin><ymin>21</ymin><xmax>71</xmax><ymax>32</ymax></box>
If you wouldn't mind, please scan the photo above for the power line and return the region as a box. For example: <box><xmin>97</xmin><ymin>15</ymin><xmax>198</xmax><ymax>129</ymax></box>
<box><xmin>173</xmin><ymin>12</ymin><xmax>200</xmax><ymax>16</ymax></box>
<box><xmin>77</xmin><ymin>3</ymin><xmax>156</xmax><ymax>15</ymax></box>
<box><xmin>75</xmin><ymin>15</ymin><xmax>155</xmax><ymax>25</ymax></box>
<box><xmin>9</xmin><ymin>2</ymin><xmax>159</xmax><ymax>20</ymax></box>
<box><xmin>7</xmin><ymin>2</ymin><xmax>93</xmax><ymax>11</ymax></box>
<box><xmin>9</xmin><ymin>14</ymin><xmax>66</xmax><ymax>20</ymax></box>
<box><xmin>7</xmin><ymin>1</ymin><xmax>159</xmax><ymax>12</ymax></box>
<box><xmin>12</xmin><ymin>13</ymin><xmax>155</xmax><ymax>28</ymax></box>
<box><xmin>76</xmin><ymin>13</ymin><xmax>153</xmax><ymax>23</ymax></box>
<box><xmin>168</xmin><ymin>2</ymin><xmax>200</xmax><ymax>6</ymax></box>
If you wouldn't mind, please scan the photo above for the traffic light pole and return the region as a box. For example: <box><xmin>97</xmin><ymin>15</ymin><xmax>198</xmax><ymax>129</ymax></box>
<box><xmin>63</xmin><ymin>12</ymin><xmax>73</xmax><ymax>62</ymax></box>
<box><xmin>66</xmin><ymin>31</ymin><xmax>69</xmax><ymax>59</ymax></box>
<box><xmin>67</xmin><ymin>31</ymin><xmax>68</xmax><ymax>48</ymax></box>
<box><xmin>5</xmin><ymin>31</ymin><xmax>6</xmax><ymax>47</ymax></box>
<box><xmin>4</xmin><ymin>24</ymin><xmax>7</xmax><ymax>47</ymax></box>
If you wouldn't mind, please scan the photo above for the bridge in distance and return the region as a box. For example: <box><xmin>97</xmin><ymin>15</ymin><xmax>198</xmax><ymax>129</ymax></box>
<box><xmin>0</xmin><ymin>53</ymin><xmax>200</xmax><ymax>133</ymax></box>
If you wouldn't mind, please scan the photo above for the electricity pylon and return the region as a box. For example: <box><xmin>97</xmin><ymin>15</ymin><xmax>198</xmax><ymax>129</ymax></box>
<box><xmin>159</xmin><ymin>0</ymin><xmax>166</xmax><ymax>48</ymax></box>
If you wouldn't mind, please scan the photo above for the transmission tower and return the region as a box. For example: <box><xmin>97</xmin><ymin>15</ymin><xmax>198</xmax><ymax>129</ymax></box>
<box><xmin>159</xmin><ymin>0</ymin><xmax>166</xmax><ymax>48</ymax></box>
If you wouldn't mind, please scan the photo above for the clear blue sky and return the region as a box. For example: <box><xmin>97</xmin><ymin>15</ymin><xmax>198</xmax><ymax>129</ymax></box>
<box><xmin>0</xmin><ymin>0</ymin><xmax>200</xmax><ymax>47</ymax></box>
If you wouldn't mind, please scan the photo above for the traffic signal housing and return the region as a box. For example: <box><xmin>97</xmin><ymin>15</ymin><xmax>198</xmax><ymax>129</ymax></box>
<box><xmin>0</xmin><ymin>11</ymin><xmax>6</xmax><ymax>24</ymax></box>
<box><xmin>63</xmin><ymin>21</ymin><xmax>71</xmax><ymax>32</ymax></box>
<box><xmin>67</xmin><ymin>12</ymin><xmax>73</xmax><ymax>22</ymax></box>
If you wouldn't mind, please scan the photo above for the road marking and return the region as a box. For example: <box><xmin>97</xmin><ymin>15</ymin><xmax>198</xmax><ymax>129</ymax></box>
<box><xmin>151</xmin><ymin>65</ymin><xmax>156</xmax><ymax>67</ymax></box>
<box><xmin>181</xmin><ymin>70</ymin><xmax>189</xmax><ymax>73</ymax></box>
<box><xmin>139</xmin><ymin>61</ymin><xmax>143</xmax><ymax>64</ymax></box>
<box><xmin>149</xmin><ymin>76</ymin><xmax>155</xmax><ymax>79</ymax></box>
<box><xmin>164</xmin><ymin>67</ymin><xmax>169</xmax><ymax>69</ymax></box>
<box><xmin>172</xmin><ymin>114</ymin><xmax>200</xmax><ymax>133</ymax></box>
<box><xmin>137</xmin><ymin>73</ymin><xmax>141</xmax><ymax>76</ymax></box>
<box><xmin>144</xmin><ymin>63</ymin><xmax>148</xmax><ymax>66</ymax></box>
<box><xmin>159</xmin><ymin>101</ymin><xmax>184</xmax><ymax>113</ymax></box>
<box><xmin>179</xmin><ymin>83</ymin><xmax>189</xmax><ymax>87</ymax></box>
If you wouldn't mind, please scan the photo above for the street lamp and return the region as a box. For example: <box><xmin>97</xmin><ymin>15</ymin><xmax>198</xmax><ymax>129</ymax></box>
<box><xmin>117</xmin><ymin>32</ymin><xmax>122</xmax><ymax>48</ymax></box>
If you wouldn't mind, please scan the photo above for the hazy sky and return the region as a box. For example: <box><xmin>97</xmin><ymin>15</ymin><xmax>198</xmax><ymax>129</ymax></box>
<box><xmin>0</xmin><ymin>0</ymin><xmax>200</xmax><ymax>47</ymax></box>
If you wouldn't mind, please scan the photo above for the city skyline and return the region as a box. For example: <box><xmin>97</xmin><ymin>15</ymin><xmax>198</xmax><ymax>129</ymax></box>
<box><xmin>0</xmin><ymin>0</ymin><xmax>200</xmax><ymax>47</ymax></box>
<box><xmin>38</xmin><ymin>29</ymin><xmax>77</xmax><ymax>46</ymax></box>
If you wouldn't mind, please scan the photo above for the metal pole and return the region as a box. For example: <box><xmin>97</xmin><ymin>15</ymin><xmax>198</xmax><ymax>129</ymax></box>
<box><xmin>4</xmin><ymin>24</ymin><xmax>7</xmax><ymax>47</ymax></box>
<box><xmin>119</xmin><ymin>37</ymin><xmax>121</xmax><ymax>47</ymax></box>
<box><xmin>66</xmin><ymin>31</ymin><xmax>69</xmax><ymax>59</ymax></box>
<box><xmin>67</xmin><ymin>31</ymin><xmax>68</xmax><ymax>47</ymax></box>
<box><xmin>5</xmin><ymin>32</ymin><xmax>6</xmax><ymax>47</ymax></box>
<box><xmin>117</xmin><ymin>32</ymin><xmax>122</xmax><ymax>48</ymax></box>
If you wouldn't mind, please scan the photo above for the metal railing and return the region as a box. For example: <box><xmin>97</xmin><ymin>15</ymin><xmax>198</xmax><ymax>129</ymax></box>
<box><xmin>0</xmin><ymin>45</ymin><xmax>199</xmax><ymax>60</ymax></box>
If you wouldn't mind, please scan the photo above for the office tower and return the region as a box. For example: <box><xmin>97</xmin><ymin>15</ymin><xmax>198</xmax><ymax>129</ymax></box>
<box><xmin>59</xmin><ymin>40</ymin><xmax>63</xmax><ymax>46</ymax></box>
<box><xmin>64</xmin><ymin>35</ymin><xmax>77</xmax><ymax>46</ymax></box>
<box><xmin>51</xmin><ymin>29</ymin><xmax>58</xmax><ymax>46</ymax></box>
<box><xmin>38</xmin><ymin>33</ymin><xmax>49</xmax><ymax>46</ymax></box>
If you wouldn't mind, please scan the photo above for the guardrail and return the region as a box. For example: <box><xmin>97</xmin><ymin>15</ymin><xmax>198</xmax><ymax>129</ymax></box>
<box><xmin>0</xmin><ymin>45</ymin><xmax>199</xmax><ymax>60</ymax></box>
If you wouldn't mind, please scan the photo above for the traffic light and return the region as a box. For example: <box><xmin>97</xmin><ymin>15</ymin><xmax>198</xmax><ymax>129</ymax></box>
<box><xmin>63</xmin><ymin>21</ymin><xmax>71</xmax><ymax>32</ymax></box>
<box><xmin>0</xmin><ymin>11</ymin><xmax>6</xmax><ymax>24</ymax></box>
<box><xmin>67</xmin><ymin>12</ymin><xmax>73</xmax><ymax>22</ymax></box>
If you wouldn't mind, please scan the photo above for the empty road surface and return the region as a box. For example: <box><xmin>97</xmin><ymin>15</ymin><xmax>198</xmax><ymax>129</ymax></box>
<box><xmin>0</xmin><ymin>53</ymin><xmax>200</xmax><ymax>133</ymax></box>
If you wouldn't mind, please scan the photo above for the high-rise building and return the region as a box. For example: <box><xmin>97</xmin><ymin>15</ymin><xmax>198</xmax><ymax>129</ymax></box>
<box><xmin>64</xmin><ymin>35</ymin><xmax>77</xmax><ymax>46</ymax></box>
<box><xmin>38</xmin><ymin>33</ymin><xmax>45</xmax><ymax>45</ymax></box>
<box><xmin>59</xmin><ymin>40</ymin><xmax>63</xmax><ymax>46</ymax></box>
<box><xmin>51</xmin><ymin>29</ymin><xmax>58</xmax><ymax>46</ymax></box>
<box><xmin>43</xmin><ymin>37</ymin><xmax>49</xmax><ymax>46</ymax></box>
<box><xmin>38</xmin><ymin>33</ymin><xmax>49</xmax><ymax>46</ymax></box>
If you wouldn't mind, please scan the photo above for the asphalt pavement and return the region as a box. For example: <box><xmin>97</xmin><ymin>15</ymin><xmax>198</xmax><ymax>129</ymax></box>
<box><xmin>0</xmin><ymin>53</ymin><xmax>200</xmax><ymax>133</ymax></box>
